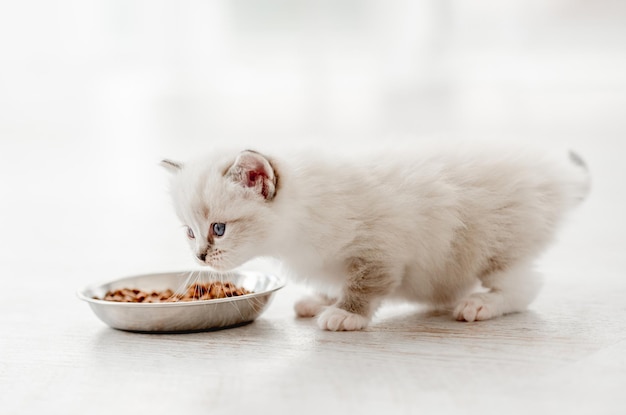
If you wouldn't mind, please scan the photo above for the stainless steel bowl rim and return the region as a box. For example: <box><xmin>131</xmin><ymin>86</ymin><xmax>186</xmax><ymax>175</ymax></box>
<box><xmin>76</xmin><ymin>270</ymin><xmax>286</xmax><ymax>308</ymax></box>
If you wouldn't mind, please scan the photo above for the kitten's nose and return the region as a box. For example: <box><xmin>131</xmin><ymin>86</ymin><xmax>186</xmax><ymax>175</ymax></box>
<box><xmin>197</xmin><ymin>252</ymin><xmax>207</xmax><ymax>262</ymax></box>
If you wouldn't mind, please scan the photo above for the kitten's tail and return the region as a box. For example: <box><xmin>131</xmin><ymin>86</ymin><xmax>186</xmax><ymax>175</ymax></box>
<box><xmin>566</xmin><ymin>150</ymin><xmax>591</xmax><ymax>204</ymax></box>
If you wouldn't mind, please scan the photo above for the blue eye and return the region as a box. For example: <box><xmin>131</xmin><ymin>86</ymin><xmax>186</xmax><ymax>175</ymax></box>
<box><xmin>212</xmin><ymin>223</ymin><xmax>226</xmax><ymax>237</ymax></box>
<box><xmin>186</xmin><ymin>226</ymin><xmax>195</xmax><ymax>239</ymax></box>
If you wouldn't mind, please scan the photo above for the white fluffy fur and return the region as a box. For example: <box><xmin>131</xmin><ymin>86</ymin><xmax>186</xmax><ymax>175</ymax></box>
<box><xmin>164</xmin><ymin>143</ymin><xmax>589</xmax><ymax>331</ymax></box>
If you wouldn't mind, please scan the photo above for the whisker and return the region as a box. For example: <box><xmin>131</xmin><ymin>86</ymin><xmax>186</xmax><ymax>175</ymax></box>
<box><xmin>165</xmin><ymin>266</ymin><xmax>256</xmax><ymax>312</ymax></box>
<box><xmin>216</xmin><ymin>269</ymin><xmax>248</xmax><ymax>320</ymax></box>
<box><xmin>167</xmin><ymin>270</ymin><xmax>195</xmax><ymax>302</ymax></box>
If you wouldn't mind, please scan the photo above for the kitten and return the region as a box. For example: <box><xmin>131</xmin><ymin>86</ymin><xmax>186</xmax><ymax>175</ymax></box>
<box><xmin>161</xmin><ymin>144</ymin><xmax>589</xmax><ymax>331</ymax></box>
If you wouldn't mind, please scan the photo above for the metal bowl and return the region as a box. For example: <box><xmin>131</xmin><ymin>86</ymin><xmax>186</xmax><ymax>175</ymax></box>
<box><xmin>77</xmin><ymin>270</ymin><xmax>285</xmax><ymax>333</ymax></box>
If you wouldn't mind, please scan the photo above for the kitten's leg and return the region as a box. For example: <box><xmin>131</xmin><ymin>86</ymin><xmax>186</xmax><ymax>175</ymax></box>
<box><xmin>453</xmin><ymin>261</ymin><xmax>542</xmax><ymax>322</ymax></box>
<box><xmin>294</xmin><ymin>293</ymin><xmax>336</xmax><ymax>318</ymax></box>
<box><xmin>317</xmin><ymin>258</ymin><xmax>400</xmax><ymax>331</ymax></box>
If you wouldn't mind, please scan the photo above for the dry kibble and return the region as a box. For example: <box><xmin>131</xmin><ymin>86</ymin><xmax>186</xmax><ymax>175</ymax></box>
<box><xmin>98</xmin><ymin>281</ymin><xmax>251</xmax><ymax>303</ymax></box>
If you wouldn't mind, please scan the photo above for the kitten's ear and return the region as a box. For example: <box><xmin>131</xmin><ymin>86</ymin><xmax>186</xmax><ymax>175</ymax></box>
<box><xmin>226</xmin><ymin>150</ymin><xmax>277</xmax><ymax>200</ymax></box>
<box><xmin>160</xmin><ymin>159</ymin><xmax>183</xmax><ymax>173</ymax></box>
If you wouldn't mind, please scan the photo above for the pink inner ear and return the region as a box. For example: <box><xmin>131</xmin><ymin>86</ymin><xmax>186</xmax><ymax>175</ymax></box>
<box><xmin>229</xmin><ymin>151</ymin><xmax>276</xmax><ymax>200</ymax></box>
<box><xmin>247</xmin><ymin>171</ymin><xmax>260</xmax><ymax>187</ymax></box>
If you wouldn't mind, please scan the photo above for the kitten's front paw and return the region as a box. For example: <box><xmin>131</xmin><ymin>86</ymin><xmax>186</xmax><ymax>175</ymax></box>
<box><xmin>294</xmin><ymin>296</ymin><xmax>327</xmax><ymax>318</ymax></box>
<box><xmin>453</xmin><ymin>294</ymin><xmax>501</xmax><ymax>322</ymax></box>
<box><xmin>317</xmin><ymin>307</ymin><xmax>370</xmax><ymax>331</ymax></box>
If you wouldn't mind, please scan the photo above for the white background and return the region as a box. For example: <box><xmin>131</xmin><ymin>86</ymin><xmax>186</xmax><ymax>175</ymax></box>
<box><xmin>1</xmin><ymin>1</ymin><xmax>625</xmax><ymax>414</ymax></box>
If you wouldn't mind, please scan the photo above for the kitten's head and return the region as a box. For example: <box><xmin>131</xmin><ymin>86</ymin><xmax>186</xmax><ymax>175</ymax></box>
<box><xmin>161</xmin><ymin>150</ymin><xmax>279</xmax><ymax>271</ymax></box>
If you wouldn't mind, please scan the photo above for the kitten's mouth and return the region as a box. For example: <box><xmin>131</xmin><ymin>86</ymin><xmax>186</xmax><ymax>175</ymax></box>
<box><xmin>195</xmin><ymin>258</ymin><xmax>222</xmax><ymax>270</ymax></box>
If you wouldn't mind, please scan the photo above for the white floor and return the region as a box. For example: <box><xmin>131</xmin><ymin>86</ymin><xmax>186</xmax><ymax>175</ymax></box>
<box><xmin>2</xmin><ymin>1</ymin><xmax>626</xmax><ymax>414</ymax></box>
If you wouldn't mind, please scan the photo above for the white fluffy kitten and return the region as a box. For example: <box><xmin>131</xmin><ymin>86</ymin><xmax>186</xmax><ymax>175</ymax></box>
<box><xmin>161</xmin><ymin>144</ymin><xmax>589</xmax><ymax>331</ymax></box>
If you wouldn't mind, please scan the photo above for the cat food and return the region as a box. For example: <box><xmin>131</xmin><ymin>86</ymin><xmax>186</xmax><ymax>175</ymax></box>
<box><xmin>97</xmin><ymin>281</ymin><xmax>251</xmax><ymax>303</ymax></box>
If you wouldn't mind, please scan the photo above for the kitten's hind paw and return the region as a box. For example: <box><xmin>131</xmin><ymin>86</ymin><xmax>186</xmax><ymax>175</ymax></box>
<box><xmin>453</xmin><ymin>294</ymin><xmax>502</xmax><ymax>322</ymax></box>
<box><xmin>317</xmin><ymin>307</ymin><xmax>370</xmax><ymax>331</ymax></box>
